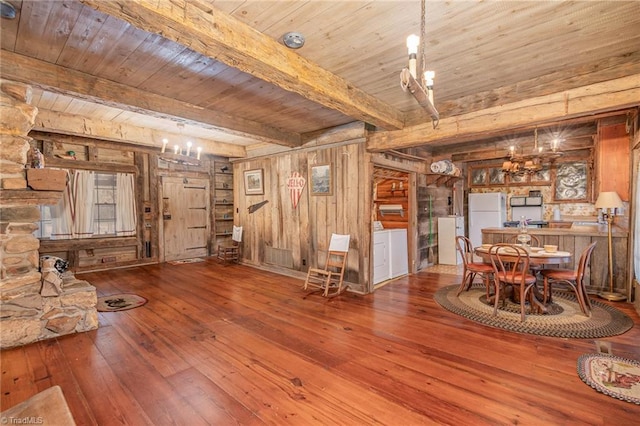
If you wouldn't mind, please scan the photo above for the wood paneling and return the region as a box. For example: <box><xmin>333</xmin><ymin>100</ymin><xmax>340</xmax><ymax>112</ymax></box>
<box><xmin>235</xmin><ymin>142</ymin><xmax>369</xmax><ymax>291</ymax></box>
<box><xmin>597</xmin><ymin>122</ymin><xmax>631</xmax><ymax>201</ymax></box>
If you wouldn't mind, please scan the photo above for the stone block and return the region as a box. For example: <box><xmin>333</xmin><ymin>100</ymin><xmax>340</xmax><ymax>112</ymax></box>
<box><xmin>1</xmin><ymin>177</ymin><xmax>27</xmax><ymax>189</ymax></box>
<box><xmin>0</xmin><ymin>317</ymin><xmax>41</xmax><ymax>349</ymax></box>
<box><xmin>45</xmin><ymin>314</ymin><xmax>81</xmax><ymax>334</ymax></box>
<box><xmin>0</xmin><ymin>160</ymin><xmax>27</xmax><ymax>174</ymax></box>
<box><xmin>0</xmin><ymin>103</ymin><xmax>38</xmax><ymax>135</ymax></box>
<box><xmin>60</xmin><ymin>289</ymin><xmax>97</xmax><ymax>308</ymax></box>
<box><xmin>0</xmin><ymin>271</ymin><xmax>41</xmax><ymax>293</ymax></box>
<box><xmin>6</xmin><ymin>222</ymin><xmax>39</xmax><ymax>235</ymax></box>
<box><xmin>0</xmin><ymin>205</ymin><xmax>40</xmax><ymax>222</ymax></box>
<box><xmin>0</xmin><ymin>303</ymin><xmax>39</xmax><ymax>319</ymax></box>
<box><xmin>82</xmin><ymin>309</ymin><xmax>99</xmax><ymax>331</ymax></box>
<box><xmin>5</xmin><ymin>263</ymin><xmax>32</xmax><ymax>276</ymax></box>
<box><xmin>1</xmin><ymin>81</ymin><xmax>32</xmax><ymax>103</ymax></box>
<box><xmin>0</xmin><ymin>292</ymin><xmax>42</xmax><ymax>310</ymax></box>
<box><xmin>5</xmin><ymin>235</ymin><xmax>39</xmax><ymax>253</ymax></box>
<box><xmin>0</xmin><ymin>136</ymin><xmax>30</xmax><ymax>163</ymax></box>
<box><xmin>2</xmin><ymin>256</ymin><xmax>23</xmax><ymax>266</ymax></box>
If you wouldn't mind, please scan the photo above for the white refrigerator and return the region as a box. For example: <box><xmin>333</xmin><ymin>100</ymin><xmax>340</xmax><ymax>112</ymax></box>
<box><xmin>438</xmin><ymin>216</ymin><xmax>465</xmax><ymax>265</ymax></box>
<box><xmin>468</xmin><ymin>192</ymin><xmax>507</xmax><ymax>249</ymax></box>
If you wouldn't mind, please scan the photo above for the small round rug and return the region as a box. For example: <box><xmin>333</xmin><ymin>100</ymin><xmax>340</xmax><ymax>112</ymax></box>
<box><xmin>434</xmin><ymin>284</ymin><xmax>633</xmax><ymax>338</ymax></box>
<box><xmin>577</xmin><ymin>353</ymin><xmax>640</xmax><ymax>404</ymax></box>
<box><xmin>97</xmin><ymin>293</ymin><xmax>147</xmax><ymax>312</ymax></box>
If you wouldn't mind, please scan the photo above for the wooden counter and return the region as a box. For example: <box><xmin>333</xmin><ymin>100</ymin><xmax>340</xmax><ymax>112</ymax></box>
<box><xmin>481</xmin><ymin>227</ymin><xmax>628</xmax><ymax>295</ymax></box>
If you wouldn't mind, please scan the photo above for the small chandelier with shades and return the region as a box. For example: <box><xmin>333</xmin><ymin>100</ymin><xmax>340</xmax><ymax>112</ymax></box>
<box><xmin>502</xmin><ymin>128</ymin><xmax>563</xmax><ymax>175</ymax></box>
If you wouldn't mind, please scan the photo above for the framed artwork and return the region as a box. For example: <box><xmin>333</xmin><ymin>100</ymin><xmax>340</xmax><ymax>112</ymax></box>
<box><xmin>488</xmin><ymin>167</ymin><xmax>505</xmax><ymax>185</ymax></box>
<box><xmin>243</xmin><ymin>169</ymin><xmax>264</xmax><ymax>195</ymax></box>
<box><xmin>309</xmin><ymin>163</ymin><xmax>333</xmax><ymax>196</ymax></box>
<box><xmin>554</xmin><ymin>161</ymin><xmax>589</xmax><ymax>201</ymax></box>
<box><xmin>530</xmin><ymin>166</ymin><xmax>551</xmax><ymax>184</ymax></box>
<box><xmin>469</xmin><ymin>167</ymin><xmax>488</xmax><ymax>186</ymax></box>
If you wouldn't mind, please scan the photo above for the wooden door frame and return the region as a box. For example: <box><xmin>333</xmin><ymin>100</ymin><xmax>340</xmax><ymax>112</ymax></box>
<box><xmin>369</xmin><ymin>161</ymin><xmax>418</xmax><ymax>292</ymax></box>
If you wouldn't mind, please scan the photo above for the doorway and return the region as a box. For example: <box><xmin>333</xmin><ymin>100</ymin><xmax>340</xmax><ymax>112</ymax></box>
<box><xmin>372</xmin><ymin>167</ymin><xmax>413</xmax><ymax>290</ymax></box>
<box><xmin>161</xmin><ymin>177</ymin><xmax>210</xmax><ymax>261</ymax></box>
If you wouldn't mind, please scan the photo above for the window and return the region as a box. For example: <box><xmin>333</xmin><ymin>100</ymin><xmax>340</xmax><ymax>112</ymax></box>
<box><xmin>93</xmin><ymin>173</ymin><xmax>117</xmax><ymax>235</ymax></box>
<box><xmin>34</xmin><ymin>172</ymin><xmax>135</xmax><ymax>239</ymax></box>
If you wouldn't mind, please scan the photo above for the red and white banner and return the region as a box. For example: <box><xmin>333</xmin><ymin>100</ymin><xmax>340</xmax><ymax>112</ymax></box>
<box><xmin>286</xmin><ymin>171</ymin><xmax>306</xmax><ymax>209</ymax></box>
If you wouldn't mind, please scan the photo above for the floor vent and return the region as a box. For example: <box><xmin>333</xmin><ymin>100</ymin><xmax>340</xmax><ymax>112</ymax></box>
<box><xmin>264</xmin><ymin>246</ymin><xmax>294</xmax><ymax>269</ymax></box>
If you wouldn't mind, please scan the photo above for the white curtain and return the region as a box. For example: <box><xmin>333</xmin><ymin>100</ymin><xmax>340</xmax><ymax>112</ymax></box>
<box><xmin>115</xmin><ymin>173</ymin><xmax>137</xmax><ymax>236</ymax></box>
<box><xmin>72</xmin><ymin>170</ymin><xmax>95</xmax><ymax>238</ymax></box>
<box><xmin>49</xmin><ymin>171</ymin><xmax>74</xmax><ymax>240</ymax></box>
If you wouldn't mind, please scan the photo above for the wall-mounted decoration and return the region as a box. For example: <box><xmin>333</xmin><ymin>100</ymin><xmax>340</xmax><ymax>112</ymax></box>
<box><xmin>244</xmin><ymin>169</ymin><xmax>264</xmax><ymax>195</ymax></box>
<box><xmin>286</xmin><ymin>171</ymin><xmax>306</xmax><ymax>208</ymax></box>
<box><xmin>248</xmin><ymin>200</ymin><xmax>269</xmax><ymax>213</ymax></box>
<box><xmin>309</xmin><ymin>163</ymin><xmax>332</xmax><ymax>196</ymax></box>
<box><xmin>469</xmin><ymin>166</ymin><xmax>488</xmax><ymax>186</ymax></box>
<box><xmin>554</xmin><ymin>161</ymin><xmax>589</xmax><ymax>201</ymax></box>
<box><xmin>488</xmin><ymin>167</ymin><xmax>505</xmax><ymax>185</ymax></box>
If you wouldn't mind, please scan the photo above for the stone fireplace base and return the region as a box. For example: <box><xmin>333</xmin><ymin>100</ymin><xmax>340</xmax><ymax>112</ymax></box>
<box><xmin>1</xmin><ymin>273</ymin><xmax>98</xmax><ymax>349</ymax></box>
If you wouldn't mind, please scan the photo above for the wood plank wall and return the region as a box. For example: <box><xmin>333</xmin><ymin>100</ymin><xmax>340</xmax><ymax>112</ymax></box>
<box><xmin>234</xmin><ymin>141</ymin><xmax>371</xmax><ymax>293</ymax></box>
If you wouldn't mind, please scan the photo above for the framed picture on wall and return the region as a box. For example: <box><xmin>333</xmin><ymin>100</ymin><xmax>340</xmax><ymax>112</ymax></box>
<box><xmin>309</xmin><ymin>163</ymin><xmax>333</xmax><ymax>196</ymax></box>
<box><xmin>554</xmin><ymin>161</ymin><xmax>589</xmax><ymax>201</ymax></box>
<box><xmin>243</xmin><ymin>169</ymin><xmax>264</xmax><ymax>195</ymax></box>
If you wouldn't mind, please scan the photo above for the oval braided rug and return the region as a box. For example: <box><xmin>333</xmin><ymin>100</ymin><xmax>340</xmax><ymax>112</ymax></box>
<box><xmin>434</xmin><ymin>284</ymin><xmax>633</xmax><ymax>338</ymax></box>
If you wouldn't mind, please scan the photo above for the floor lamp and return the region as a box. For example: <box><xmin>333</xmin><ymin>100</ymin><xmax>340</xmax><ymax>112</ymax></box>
<box><xmin>594</xmin><ymin>191</ymin><xmax>626</xmax><ymax>301</ymax></box>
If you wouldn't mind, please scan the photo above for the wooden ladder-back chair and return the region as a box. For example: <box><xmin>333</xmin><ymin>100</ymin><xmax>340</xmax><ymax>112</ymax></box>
<box><xmin>455</xmin><ymin>236</ymin><xmax>494</xmax><ymax>299</ymax></box>
<box><xmin>489</xmin><ymin>244</ymin><xmax>538</xmax><ymax>322</ymax></box>
<box><xmin>217</xmin><ymin>225</ymin><xmax>242</xmax><ymax>263</ymax></box>
<box><xmin>540</xmin><ymin>242</ymin><xmax>597</xmax><ymax>316</ymax></box>
<box><xmin>303</xmin><ymin>233</ymin><xmax>350</xmax><ymax>297</ymax></box>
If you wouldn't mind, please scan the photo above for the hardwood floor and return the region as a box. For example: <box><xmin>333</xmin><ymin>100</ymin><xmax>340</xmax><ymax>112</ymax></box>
<box><xmin>2</xmin><ymin>259</ymin><xmax>640</xmax><ymax>425</ymax></box>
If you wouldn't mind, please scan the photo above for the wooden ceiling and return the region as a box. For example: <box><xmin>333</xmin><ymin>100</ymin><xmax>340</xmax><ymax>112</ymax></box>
<box><xmin>1</xmin><ymin>0</ymin><xmax>639</xmax><ymax>159</ymax></box>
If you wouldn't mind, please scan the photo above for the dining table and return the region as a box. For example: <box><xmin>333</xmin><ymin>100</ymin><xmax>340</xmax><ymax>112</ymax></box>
<box><xmin>473</xmin><ymin>245</ymin><xmax>573</xmax><ymax>314</ymax></box>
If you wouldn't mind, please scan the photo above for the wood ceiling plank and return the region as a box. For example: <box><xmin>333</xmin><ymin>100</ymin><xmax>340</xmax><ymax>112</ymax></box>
<box><xmin>2</xmin><ymin>51</ymin><xmax>301</xmax><ymax>147</ymax></box>
<box><xmin>367</xmin><ymin>73</ymin><xmax>640</xmax><ymax>152</ymax></box>
<box><xmin>34</xmin><ymin>109</ymin><xmax>246</xmax><ymax>158</ymax></box>
<box><xmin>80</xmin><ymin>0</ymin><xmax>406</xmax><ymax>130</ymax></box>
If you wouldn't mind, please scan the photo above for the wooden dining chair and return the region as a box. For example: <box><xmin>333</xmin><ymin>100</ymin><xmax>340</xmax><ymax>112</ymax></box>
<box><xmin>489</xmin><ymin>244</ymin><xmax>538</xmax><ymax>322</ymax></box>
<box><xmin>303</xmin><ymin>233</ymin><xmax>350</xmax><ymax>297</ymax></box>
<box><xmin>540</xmin><ymin>242</ymin><xmax>596</xmax><ymax>316</ymax></box>
<box><xmin>455</xmin><ymin>236</ymin><xmax>494</xmax><ymax>299</ymax></box>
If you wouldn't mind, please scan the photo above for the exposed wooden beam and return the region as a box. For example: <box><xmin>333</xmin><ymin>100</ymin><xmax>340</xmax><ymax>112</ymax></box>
<box><xmin>368</xmin><ymin>74</ymin><xmax>640</xmax><ymax>152</ymax></box>
<box><xmin>33</xmin><ymin>109</ymin><xmax>246</xmax><ymax>158</ymax></box>
<box><xmin>0</xmin><ymin>51</ymin><xmax>299</xmax><ymax>148</ymax></box>
<box><xmin>405</xmin><ymin>52</ymin><xmax>640</xmax><ymax>125</ymax></box>
<box><xmin>80</xmin><ymin>0</ymin><xmax>405</xmax><ymax>131</ymax></box>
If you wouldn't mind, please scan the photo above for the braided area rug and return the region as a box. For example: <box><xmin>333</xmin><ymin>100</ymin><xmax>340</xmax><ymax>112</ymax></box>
<box><xmin>434</xmin><ymin>284</ymin><xmax>633</xmax><ymax>338</ymax></box>
<box><xmin>577</xmin><ymin>353</ymin><xmax>640</xmax><ymax>404</ymax></box>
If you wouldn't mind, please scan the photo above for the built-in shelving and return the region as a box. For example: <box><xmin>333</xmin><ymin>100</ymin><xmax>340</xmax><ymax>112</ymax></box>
<box><xmin>213</xmin><ymin>160</ymin><xmax>234</xmax><ymax>247</ymax></box>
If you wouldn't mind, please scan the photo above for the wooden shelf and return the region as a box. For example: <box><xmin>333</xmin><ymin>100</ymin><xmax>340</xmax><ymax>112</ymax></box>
<box><xmin>425</xmin><ymin>173</ymin><xmax>461</xmax><ymax>187</ymax></box>
<box><xmin>214</xmin><ymin>161</ymin><xmax>234</xmax><ymax>246</ymax></box>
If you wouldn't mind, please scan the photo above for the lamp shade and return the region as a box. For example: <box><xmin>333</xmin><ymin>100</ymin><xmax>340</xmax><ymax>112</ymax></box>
<box><xmin>595</xmin><ymin>191</ymin><xmax>623</xmax><ymax>209</ymax></box>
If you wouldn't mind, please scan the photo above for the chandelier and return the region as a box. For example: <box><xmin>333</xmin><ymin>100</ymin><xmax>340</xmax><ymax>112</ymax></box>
<box><xmin>502</xmin><ymin>128</ymin><xmax>563</xmax><ymax>175</ymax></box>
<box><xmin>400</xmin><ymin>0</ymin><xmax>439</xmax><ymax>127</ymax></box>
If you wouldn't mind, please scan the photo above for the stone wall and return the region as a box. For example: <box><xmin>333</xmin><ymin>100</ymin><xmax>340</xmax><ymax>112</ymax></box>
<box><xmin>0</xmin><ymin>79</ymin><xmax>98</xmax><ymax>349</ymax></box>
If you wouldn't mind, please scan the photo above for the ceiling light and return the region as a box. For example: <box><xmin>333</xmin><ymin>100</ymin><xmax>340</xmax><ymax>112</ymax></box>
<box><xmin>282</xmin><ymin>32</ymin><xmax>305</xmax><ymax>49</ymax></box>
<box><xmin>502</xmin><ymin>128</ymin><xmax>563</xmax><ymax>175</ymax></box>
<box><xmin>0</xmin><ymin>1</ymin><xmax>16</xmax><ymax>19</ymax></box>
<box><xmin>399</xmin><ymin>0</ymin><xmax>439</xmax><ymax>127</ymax></box>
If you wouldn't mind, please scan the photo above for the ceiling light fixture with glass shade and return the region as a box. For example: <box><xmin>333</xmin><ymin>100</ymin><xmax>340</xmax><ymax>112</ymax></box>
<box><xmin>502</xmin><ymin>128</ymin><xmax>563</xmax><ymax>176</ymax></box>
